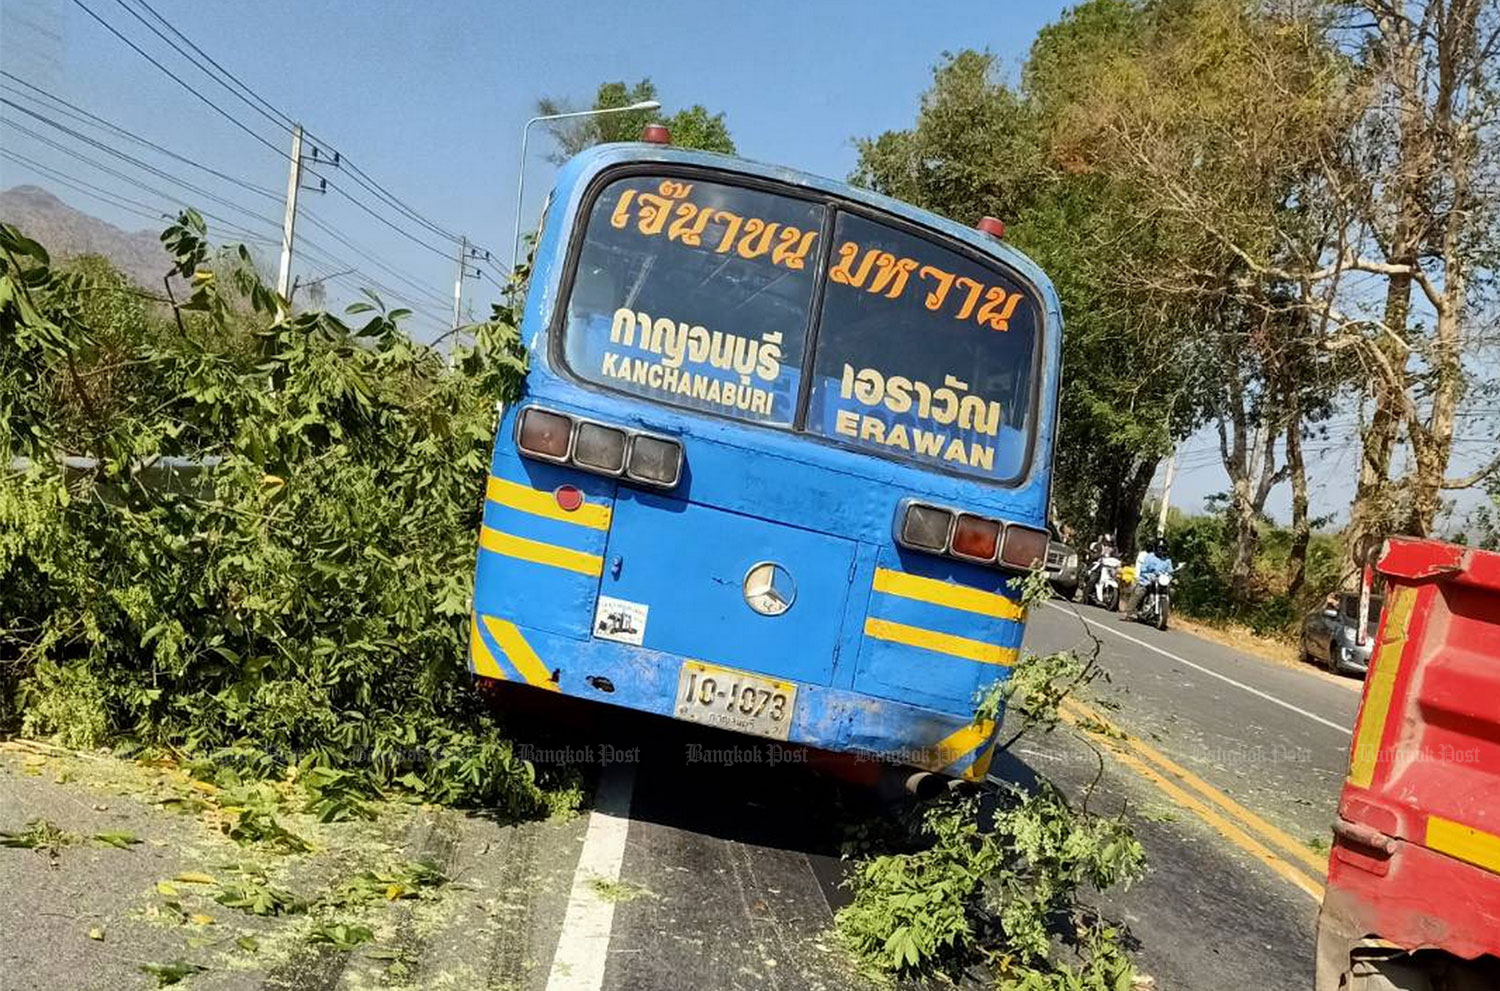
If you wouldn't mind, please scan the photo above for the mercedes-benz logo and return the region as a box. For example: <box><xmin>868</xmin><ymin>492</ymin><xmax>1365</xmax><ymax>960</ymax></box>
<box><xmin>743</xmin><ymin>561</ymin><xmax>795</xmax><ymax>616</ymax></box>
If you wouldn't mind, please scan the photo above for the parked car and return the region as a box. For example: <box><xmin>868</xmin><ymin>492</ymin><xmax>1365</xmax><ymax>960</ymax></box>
<box><xmin>1045</xmin><ymin>533</ymin><xmax>1080</xmax><ymax>600</ymax></box>
<box><xmin>1300</xmin><ymin>591</ymin><xmax>1383</xmax><ymax>676</ymax></box>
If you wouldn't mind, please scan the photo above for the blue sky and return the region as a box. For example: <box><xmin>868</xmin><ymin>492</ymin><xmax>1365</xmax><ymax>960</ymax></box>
<box><xmin>1</xmin><ymin>0</ymin><xmax>1489</xmax><ymax>529</ymax></box>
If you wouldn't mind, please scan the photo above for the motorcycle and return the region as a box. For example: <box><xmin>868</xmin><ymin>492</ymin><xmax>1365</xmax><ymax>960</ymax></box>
<box><xmin>1132</xmin><ymin>566</ymin><xmax>1181</xmax><ymax>631</ymax></box>
<box><xmin>1083</xmin><ymin>554</ymin><xmax>1122</xmax><ymax>611</ymax></box>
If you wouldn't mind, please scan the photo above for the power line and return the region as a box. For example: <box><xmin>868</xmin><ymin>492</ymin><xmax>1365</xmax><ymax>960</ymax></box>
<box><xmin>112</xmin><ymin>0</ymin><xmax>295</xmax><ymax>135</ymax></box>
<box><xmin>0</xmin><ymin>103</ymin><xmax>283</xmax><ymax>232</ymax></box>
<box><xmin>1</xmin><ymin>115</ymin><xmax>283</xmax><ymax>245</ymax></box>
<box><xmin>73</xmin><ymin>0</ymin><xmax>501</xmax><ymax>273</ymax></box>
<box><xmin>1</xmin><ymin>74</ymin><xmax>455</xmax><ymax>309</ymax></box>
<box><xmin>67</xmin><ymin>0</ymin><xmax>286</xmax><ymax>160</ymax></box>
<box><xmin>319</xmin><ymin>175</ymin><xmax>455</xmax><ymax>260</ymax></box>
<box><xmin>0</xmin><ymin>71</ymin><xmax>281</xmax><ymax>200</ymax></box>
<box><xmin>300</xmin><ymin>206</ymin><xmax>455</xmax><ymax>310</ymax></box>
<box><xmin>1</xmin><ymin>147</ymin><xmax>188</xmax><ymax>229</ymax></box>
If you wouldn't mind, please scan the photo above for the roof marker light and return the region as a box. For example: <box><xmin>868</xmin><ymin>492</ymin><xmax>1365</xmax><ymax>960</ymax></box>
<box><xmin>641</xmin><ymin>123</ymin><xmax>672</xmax><ymax>145</ymax></box>
<box><xmin>976</xmin><ymin>216</ymin><xmax>1006</xmax><ymax>239</ymax></box>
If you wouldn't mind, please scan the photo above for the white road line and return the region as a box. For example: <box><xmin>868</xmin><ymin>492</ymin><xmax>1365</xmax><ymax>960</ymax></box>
<box><xmin>545</xmin><ymin>763</ymin><xmax>637</xmax><ymax>991</ymax></box>
<box><xmin>1044</xmin><ymin>602</ymin><xmax>1352</xmax><ymax>736</ymax></box>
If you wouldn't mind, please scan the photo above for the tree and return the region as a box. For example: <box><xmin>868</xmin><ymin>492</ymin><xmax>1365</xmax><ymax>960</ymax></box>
<box><xmin>1330</xmin><ymin>0</ymin><xmax>1500</xmax><ymax>547</ymax></box>
<box><xmin>536</xmin><ymin>79</ymin><xmax>736</xmax><ymax>160</ymax></box>
<box><xmin>854</xmin><ymin>44</ymin><xmax>1202</xmax><ymax>551</ymax></box>
<box><xmin>1034</xmin><ymin>0</ymin><xmax>1356</xmax><ymax>593</ymax></box>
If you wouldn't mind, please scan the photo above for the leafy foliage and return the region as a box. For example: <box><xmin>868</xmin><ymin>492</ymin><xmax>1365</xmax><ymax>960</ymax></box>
<box><xmin>537</xmin><ymin>78</ymin><xmax>736</xmax><ymax>160</ymax></box>
<box><xmin>1</xmin><ymin>213</ymin><xmax>545</xmax><ymax>815</ymax></box>
<box><xmin>836</xmin><ymin>787</ymin><xmax>1145</xmax><ymax>984</ymax></box>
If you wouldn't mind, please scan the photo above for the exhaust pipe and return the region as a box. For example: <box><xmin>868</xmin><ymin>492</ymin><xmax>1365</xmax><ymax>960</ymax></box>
<box><xmin>903</xmin><ymin>770</ymin><xmax>947</xmax><ymax>801</ymax></box>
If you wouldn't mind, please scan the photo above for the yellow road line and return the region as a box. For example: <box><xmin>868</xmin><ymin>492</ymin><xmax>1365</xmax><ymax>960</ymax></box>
<box><xmin>871</xmin><ymin>568</ymin><xmax>1026</xmax><ymax>621</ymax></box>
<box><xmin>1063</xmin><ymin>698</ymin><xmax>1329</xmax><ymax>877</ymax></box>
<box><xmin>479</xmin><ymin>525</ymin><xmax>603</xmax><ymax>576</ymax></box>
<box><xmin>1347</xmin><ymin>585</ymin><xmax>1416</xmax><ymax>789</ymax></box>
<box><xmin>1059</xmin><ymin>700</ymin><xmax>1325</xmax><ymax>903</ymax></box>
<box><xmin>487</xmin><ymin>476</ymin><xmax>612</xmax><ymax>530</ymax></box>
<box><xmin>482</xmin><ymin>616</ymin><xmax>560</xmax><ymax>691</ymax></box>
<box><xmin>863</xmin><ymin>617</ymin><xmax>1018</xmax><ymax>666</ymax></box>
<box><xmin>469</xmin><ymin>614</ymin><xmax>506</xmax><ymax>680</ymax></box>
<box><xmin>1427</xmin><ymin>814</ymin><xmax>1500</xmax><ymax>875</ymax></box>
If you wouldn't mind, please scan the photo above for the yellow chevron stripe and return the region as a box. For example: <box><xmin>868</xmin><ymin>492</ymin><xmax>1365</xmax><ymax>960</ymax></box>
<box><xmin>479</xmin><ymin>525</ymin><xmax>603</xmax><ymax>576</ymax></box>
<box><xmin>872</xmin><ymin>568</ymin><xmax>1025</xmax><ymax>621</ymax></box>
<box><xmin>487</xmin><ymin>476</ymin><xmax>611</xmax><ymax>530</ymax></box>
<box><xmin>1347</xmin><ymin>585</ymin><xmax>1416</xmax><ymax>789</ymax></box>
<box><xmin>482</xmin><ymin>616</ymin><xmax>559</xmax><ymax>691</ymax></box>
<box><xmin>863</xmin><ymin>617</ymin><xmax>1018</xmax><ymax>666</ymax></box>
<box><xmin>469</xmin><ymin>614</ymin><xmax>506</xmax><ymax>680</ymax></box>
<box><xmin>933</xmin><ymin>719</ymin><xmax>998</xmax><ymax>780</ymax></box>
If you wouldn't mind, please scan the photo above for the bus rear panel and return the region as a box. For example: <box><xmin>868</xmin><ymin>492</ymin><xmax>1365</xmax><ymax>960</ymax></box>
<box><xmin>471</xmin><ymin>145</ymin><xmax>1062</xmax><ymax>780</ymax></box>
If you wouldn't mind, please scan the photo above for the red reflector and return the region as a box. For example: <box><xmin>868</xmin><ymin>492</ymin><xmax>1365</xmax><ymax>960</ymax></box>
<box><xmin>951</xmin><ymin>515</ymin><xmax>1001</xmax><ymax>561</ymax></box>
<box><xmin>517</xmin><ymin>408</ymin><xmax>572</xmax><ymax>460</ymax></box>
<box><xmin>999</xmin><ymin>525</ymin><xmax>1049</xmax><ymax>571</ymax></box>
<box><xmin>554</xmin><ymin>485</ymin><xmax>584</xmax><ymax>512</ymax></box>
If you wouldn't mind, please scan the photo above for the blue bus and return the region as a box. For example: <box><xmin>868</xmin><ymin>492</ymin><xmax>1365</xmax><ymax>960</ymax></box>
<box><xmin>470</xmin><ymin>135</ymin><xmax>1062</xmax><ymax>784</ymax></box>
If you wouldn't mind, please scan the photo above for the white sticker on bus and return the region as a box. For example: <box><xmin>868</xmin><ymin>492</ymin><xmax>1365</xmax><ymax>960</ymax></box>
<box><xmin>594</xmin><ymin>596</ymin><xmax>648</xmax><ymax>646</ymax></box>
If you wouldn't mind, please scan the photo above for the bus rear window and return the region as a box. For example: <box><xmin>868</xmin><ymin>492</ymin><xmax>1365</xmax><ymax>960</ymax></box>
<box><xmin>561</xmin><ymin>177</ymin><xmax>825</xmax><ymax>427</ymax></box>
<box><xmin>805</xmin><ymin>212</ymin><xmax>1039</xmax><ymax>481</ymax></box>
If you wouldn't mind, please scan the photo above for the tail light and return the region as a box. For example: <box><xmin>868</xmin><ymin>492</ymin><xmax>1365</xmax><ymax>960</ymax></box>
<box><xmin>895</xmin><ymin>499</ymin><xmax>1047</xmax><ymax>573</ymax></box>
<box><xmin>999</xmin><ymin>524</ymin><xmax>1050</xmax><ymax>571</ymax></box>
<box><xmin>952</xmin><ymin>514</ymin><xmax>1002</xmax><ymax>562</ymax></box>
<box><xmin>627</xmin><ymin>434</ymin><xmax>683</xmax><ymax>487</ymax></box>
<box><xmin>574</xmin><ymin>422</ymin><xmax>628</xmax><ymax>474</ymax></box>
<box><xmin>899</xmin><ymin>503</ymin><xmax>953</xmax><ymax>552</ymax></box>
<box><xmin>514</xmin><ymin>405</ymin><xmax>683</xmax><ymax>489</ymax></box>
<box><xmin>517</xmin><ymin>407</ymin><xmax>573</xmax><ymax>461</ymax></box>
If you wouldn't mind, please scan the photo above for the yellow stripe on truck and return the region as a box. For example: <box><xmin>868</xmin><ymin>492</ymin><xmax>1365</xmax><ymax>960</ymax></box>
<box><xmin>1347</xmin><ymin>585</ymin><xmax>1417</xmax><ymax>789</ymax></box>
<box><xmin>487</xmin><ymin>476</ymin><xmax>612</xmax><ymax>530</ymax></box>
<box><xmin>863</xmin><ymin>617</ymin><xmax>1018</xmax><ymax>666</ymax></box>
<box><xmin>1427</xmin><ymin>815</ymin><xmax>1500</xmax><ymax>876</ymax></box>
<box><xmin>479</xmin><ymin>525</ymin><xmax>603</xmax><ymax>577</ymax></box>
<box><xmin>872</xmin><ymin>567</ymin><xmax>1026</xmax><ymax>621</ymax></box>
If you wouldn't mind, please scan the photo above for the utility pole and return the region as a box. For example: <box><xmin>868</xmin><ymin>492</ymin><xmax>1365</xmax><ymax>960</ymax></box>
<box><xmin>275</xmin><ymin>126</ymin><xmax>335</xmax><ymax>316</ymax></box>
<box><xmin>276</xmin><ymin>124</ymin><xmax>304</xmax><ymax>301</ymax></box>
<box><xmin>452</xmin><ymin>235</ymin><xmax>467</xmax><ymax>329</ymax></box>
<box><xmin>452</xmin><ymin>238</ymin><xmax>488</xmax><ymax>330</ymax></box>
<box><xmin>1156</xmin><ymin>449</ymin><xmax>1178</xmax><ymax>537</ymax></box>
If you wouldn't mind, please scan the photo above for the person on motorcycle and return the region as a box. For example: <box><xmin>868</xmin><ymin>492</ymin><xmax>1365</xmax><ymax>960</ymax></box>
<box><xmin>1088</xmin><ymin>532</ymin><xmax>1117</xmax><ymax>560</ymax></box>
<box><xmin>1123</xmin><ymin>537</ymin><xmax>1173</xmax><ymax>620</ymax></box>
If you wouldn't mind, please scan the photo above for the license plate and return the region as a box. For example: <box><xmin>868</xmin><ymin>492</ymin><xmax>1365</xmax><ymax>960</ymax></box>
<box><xmin>673</xmin><ymin>661</ymin><xmax>797</xmax><ymax>741</ymax></box>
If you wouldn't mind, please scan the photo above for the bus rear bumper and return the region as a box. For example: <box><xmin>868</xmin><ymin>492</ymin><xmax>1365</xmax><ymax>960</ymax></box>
<box><xmin>469</xmin><ymin>612</ymin><xmax>1000</xmax><ymax>781</ymax></box>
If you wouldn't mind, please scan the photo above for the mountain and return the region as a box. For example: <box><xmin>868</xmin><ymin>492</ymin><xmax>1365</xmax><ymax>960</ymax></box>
<box><xmin>0</xmin><ymin>185</ymin><xmax>176</xmax><ymax>290</ymax></box>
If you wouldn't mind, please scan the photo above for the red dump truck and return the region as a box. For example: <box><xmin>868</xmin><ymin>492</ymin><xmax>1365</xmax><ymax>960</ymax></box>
<box><xmin>1316</xmin><ymin>538</ymin><xmax>1500</xmax><ymax>990</ymax></box>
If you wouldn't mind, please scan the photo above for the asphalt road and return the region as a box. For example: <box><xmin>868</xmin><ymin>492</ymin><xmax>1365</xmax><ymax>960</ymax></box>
<box><xmin>1</xmin><ymin>604</ymin><xmax>1362</xmax><ymax>991</ymax></box>
<box><xmin>522</xmin><ymin>602</ymin><xmax>1363</xmax><ymax>991</ymax></box>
